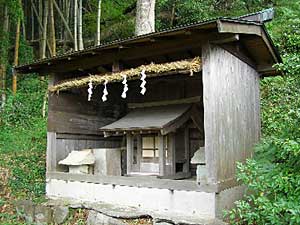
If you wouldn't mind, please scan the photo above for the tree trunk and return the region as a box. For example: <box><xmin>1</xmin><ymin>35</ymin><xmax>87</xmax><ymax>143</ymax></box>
<box><xmin>78</xmin><ymin>0</ymin><xmax>83</xmax><ymax>50</ymax></box>
<box><xmin>53</xmin><ymin>0</ymin><xmax>74</xmax><ymax>41</ymax></box>
<box><xmin>170</xmin><ymin>0</ymin><xmax>176</xmax><ymax>27</ymax></box>
<box><xmin>49</xmin><ymin>0</ymin><xmax>56</xmax><ymax>56</ymax></box>
<box><xmin>13</xmin><ymin>2</ymin><xmax>22</xmax><ymax>95</ymax></box>
<box><xmin>31</xmin><ymin>4</ymin><xmax>34</xmax><ymax>41</ymax></box>
<box><xmin>96</xmin><ymin>0</ymin><xmax>102</xmax><ymax>45</ymax></box>
<box><xmin>31</xmin><ymin>0</ymin><xmax>53</xmax><ymax>57</ymax></box>
<box><xmin>135</xmin><ymin>0</ymin><xmax>156</xmax><ymax>36</ymax></box>
<box><xmin>39</xmin><ymin>0</ymin><xmax>43</xmax><ymax>58</ymax></box>
<box><xmin>74</xmin><ymin>0</ymin><xmax>78</xmax><ymax>51</ymax></box>
<box><xmin>41</xmin><ymin>0</ymin><xmax>49</xmax><ymax>59</ymax></box>
<box><xmin>0</xmin><ymin>5</ymin><xmax>9</xmax><ymax>106</ymax></box>
<box><xmin>63</xmin><ymin>0</ymin><xmax>71</xmax><ymax>50</ymax></box>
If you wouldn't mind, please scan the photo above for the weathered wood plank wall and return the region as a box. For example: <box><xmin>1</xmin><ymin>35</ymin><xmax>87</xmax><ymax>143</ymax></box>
<box><xmin>202</xmin><ymin>43</ymin><xmax>260</xmax><ymax>188</ymax></box>
<box><xmin>47</xmin><ymin>74</ymin><xmax>123</xmax><ymax>172</ymax></box>
<box><xmin>47</xmin><ymin>73</ymin><xmax>205</xmax><ymax>173</ymax></box>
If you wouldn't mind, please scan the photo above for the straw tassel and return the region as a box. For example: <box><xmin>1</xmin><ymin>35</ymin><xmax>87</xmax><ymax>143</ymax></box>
<box><xmin>140</xmin><ymin>69</ymin><xmax>146</xmax><ymax>95</ymax></box>
<box><xmin>102</xmin><ymin>80</ymin><xmax>108</xmax><ymax>102</ymax></box>
<box><xmin>87</xmin><ymin>79</ymin><xmax>93</xmax><ymax>101</ymax></box>
<box><xmin>121</xmin><ymin>74</ymin><xmax>128</xmax><ymax>98</ymax></box>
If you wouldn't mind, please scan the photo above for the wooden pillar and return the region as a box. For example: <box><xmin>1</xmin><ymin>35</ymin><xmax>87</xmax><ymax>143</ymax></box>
<box><xmin>202</xmin><ymin>42</ymin><xmax>218</xmax><ymax>184</ymax></box>
<box><xmin>46</xmin><ymin>74</ymin><xmax>57</xmax><ymax>173</ymax></box>
<box><xmin>47</xmin><ymin>132</ymin><xmax>57</xmax><ymax>172</ymax></box>
<box><xmin>158</xmin><ymin>133</ymin><xmax>166</xmax><ymax>176</ymax></box>
<box><xmin>136</xmin><ymin>134</ymin><xmax>142</xmax><ymax>171</ymax></box>
<box><xmin>126</xmin><ymin>133</ymin><xmax>133</xmax><ymax>175</ymax></box>
<box><xmin>168</xmin><ymin>133</ymin><xmax>176</xmax><ymax>175</ymax></box>
<box><xmin>183</xmin><ymin>127</ymin><xmax>190</xmax><ymax>173</ymax></box>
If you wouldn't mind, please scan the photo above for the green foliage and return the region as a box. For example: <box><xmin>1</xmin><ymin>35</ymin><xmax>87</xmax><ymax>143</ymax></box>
<box><xmin>0</xmin><ymin>75</ymin><xmax>47</xmax><ymax>199</ymax></box>
<box><xmin>83</xmin><ymin>0</ymin><xmax>136</xmax><ymax>42</ymax></box>
<box><xmin>226</xmin><ymin>0</ymin><xmax>300</xmax><ymax>224</ymax></box>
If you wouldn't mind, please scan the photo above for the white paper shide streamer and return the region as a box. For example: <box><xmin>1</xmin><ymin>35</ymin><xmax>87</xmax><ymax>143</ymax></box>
<box><xmin>140</xmin><ymin>69</ymin><xmax>146</xmax><ymax>95</ymax></box>
<box><xmin>121</xmin><ymin>74</ymin><xmax>128</xmax><ymax>98</ymax></box>
<box><xmin>87</xmin><ymin>79</ymin><xmax>93</xmax><ymax>101</ymax></box>
<box><xmin>102</xmin><ymin>80</ymin><xmax>108</xmax><ymax>102</ymax></box>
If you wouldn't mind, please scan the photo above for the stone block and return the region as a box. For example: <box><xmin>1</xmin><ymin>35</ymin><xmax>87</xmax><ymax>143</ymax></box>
<box><xmin>87</xmin><ymin>210</ymin><xmax>126</xmax><ymax>225</ymax></box>
<box><xmin>196</xmin><ymin>164</ymin><xmax>208</xmax><ymax>184</ymax></box>
<box><xmin>191</xmin><ymin>147</ymin><xmax>205</xmax><ymax>164</ymax></box>
<box><xmin>69</xmin><ymin>165</ymin><xmax>90</xmax><ymax>174</ymax></box>
<box><xmin>93</xmin><ymin>148</ymin><xmax>122</xmax><ymax>176</ymax></box>
<box><xmin>34</xmin><ymin>205</ymin><xmax>53</xmax><ymax>225</ymax></box>
<box><xmin>53</xmin><ymin>206</ymin><xmax>69</xmax><ymax>224</ymax></box>
<box><xmin>15</xmin><ymin>200</ymin><xmax>35</xmax><ymax>223</ymax></box>
<box><xmin>153</xmin><ymin>218</ymin><xmax>174</xmax><ymax>225</ymax></box>
<box><xmin>153</xmin><ymin>222</ymin><xmax>174</xmax><ymax>225</ymax></box>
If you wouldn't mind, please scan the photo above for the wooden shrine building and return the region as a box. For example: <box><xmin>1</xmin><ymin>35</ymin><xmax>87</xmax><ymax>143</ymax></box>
<box><xmin>16</xmin><ymin>10</ymin><xmax>281</xmax><ymax>223</ymax></box>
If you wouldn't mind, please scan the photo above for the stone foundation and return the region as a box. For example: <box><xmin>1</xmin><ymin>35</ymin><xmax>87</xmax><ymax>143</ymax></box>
<box><xmin>15</xmin><ymin>199</ymin><xmax>227</xmax><ymax>225</ymax></box>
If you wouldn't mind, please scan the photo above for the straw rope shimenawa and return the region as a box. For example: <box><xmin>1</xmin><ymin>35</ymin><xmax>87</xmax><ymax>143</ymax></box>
<box><xmin>49</xmin><ymin>57</ymin><xmax>202</xmax><ymax>93</ymax></box>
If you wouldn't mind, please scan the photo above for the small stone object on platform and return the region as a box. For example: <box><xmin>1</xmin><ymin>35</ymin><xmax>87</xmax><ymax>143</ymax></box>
<box><xmin>58</xmin><ymin>149</ymin><xmax>95</xmax><ymax>174</ymax></box>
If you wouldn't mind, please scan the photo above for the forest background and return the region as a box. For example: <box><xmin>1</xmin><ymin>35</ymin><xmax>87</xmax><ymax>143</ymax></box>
<box><xmin>0</xmin><ymin>0</ymin><xmax>299</xmax><ymax>224</ymax></box>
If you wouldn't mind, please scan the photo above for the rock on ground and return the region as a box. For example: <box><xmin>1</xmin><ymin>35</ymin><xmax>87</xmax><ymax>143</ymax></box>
<box><xmin>53</xmin><ymin>206</ymin><xmax>69</xmax><ymax>224</ymax></box>
<box><xmin>87</xmin><ymin>210</ymin><xmax>127</xmax><ymax>225</ymax></box>
<box><xmin>34</xmin><ymin>205</ymin><xmax>53</xmax><ymax>225</ymax></box>
<box><xmin>15</xmin><ymin>200</ymin><xmax>35</xmax><ymax>223</ymax></box>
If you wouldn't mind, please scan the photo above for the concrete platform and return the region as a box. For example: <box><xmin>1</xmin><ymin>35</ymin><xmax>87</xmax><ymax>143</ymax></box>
<box><xmin>46</xmin><ymin>198</ymin><xmax>227</xmax><ymax>225</ymax></box>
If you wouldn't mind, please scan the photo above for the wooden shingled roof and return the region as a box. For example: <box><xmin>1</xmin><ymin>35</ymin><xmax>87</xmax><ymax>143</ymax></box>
<box><xmin>15</xmin><ymin>11</ymin><xmax>281</xmax><ymax>77</ymax></box>
<box><xmin>100</xmin><ymin>104</ymin><xmax>194</xmax><ymax>136</ymax></box>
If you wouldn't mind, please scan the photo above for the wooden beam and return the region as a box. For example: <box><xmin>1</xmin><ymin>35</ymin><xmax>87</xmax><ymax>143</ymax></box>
<box><xmin>158</xmin><ymin>134</ymin><xmax>166</xmax><ymax>176</ymax></box>
<box><xmin>217</xmin><ymin>20</ymin><xmax>261</xmax><ymax>36</ymax></box>
<box><xmin>28</xmin><ymin>32</ymin><xmax>214</xmax><ymax>74</ymax></box>
<box><xmin>158</xmin><ymin>172</ymin><xmax>192</xmax><ymax>180</ymax></box>
<box><xmin>220</xmin><ymin>43</ymin><xmax>256</xmax><ymax>69</ymax></box>
<box><xmin>217</xmin><ymin>20</ymin><xmax>280</xmax><ymax>64</ymax></box>
<box><xmin>257</xmin><ymin>64</ymin><xmax>279</xmax><ymax>76</ymax></box>
<box><xmin>161</xmin><ymin>109</ymin><xmax>191</xmax><ymax>135</ymax></box>
<box><xmin>183</xmin><ymin>127</ymin><xmax>190</xmax><ymax>173</ymax></box>
<box><xmin>128</xmin><ymin>96</ymin><xmax>201</xmax><ymax>109</ymax></box>
<box><xmin>126</xmin><ymin>133</ymin><xmax>133</xmax><ymax>175</ymax></box>
<box><xmin>211</xmin><ymin>34</ymin><xmax>239</xmax><ymax>44</ymax></box>
<box><xmin>112</xmin><ymin>60</ymin><xmax>122</xmax><ymax>72</ymax></box>
<box><xmin>168</xmin><ymin>133</ymin><xmax>176</xmax><ymax>175</ymax></box>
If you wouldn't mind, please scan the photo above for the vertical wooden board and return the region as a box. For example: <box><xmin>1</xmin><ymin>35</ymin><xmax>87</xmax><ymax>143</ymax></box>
<box><xmin>78</xmin><ymin>139</ymin><xmax>87</xmax><ymax>150</ymax></box>
<box><xmin>65</xmin><ymin>139</ymin><xmax>76</xmax><ymax>153</ymax></box>
<box><xmin>136</xmin><ymin>134</ymin><xmax>142</xmax><ymax>171</ymax></box>
<box><xmin>183</xmin><ymin>128</ymin><xmax>190</xmax><ymax>173</ymax></box>
<box><xmin>126</xmin><ymin>133</ymin><xmax>133</xmax><ymax>174</ymax></box>
<box><xmin>203</xmin><ymin>43</ymin><xmax>260</xmax><ymax>186</ymax></box>
<box><xmin>47</xmin><ymin>132</ymin><xmax>56</xmax><ymax>172</ymax></box>
<box><xmin>168</xmin><ymin>133</ymin><xmax>176</xmax><ymax>175</ymax></box>
<box><xmin>202</xmin><ymin>42</ymin><xmax>218</xmax><ymax>184</ymax></box>
<box><xmin>86</xmin><ymin>140</ymin><xmax>96</xmax><ymax>149</ymax></box>
<box><xmin>55</xmin><ymin>139</ymin><xmax>69</xmax><ymax>172</ymax></box>
<box><xmin>158</xmin><ymin>134</ymin><xmax>166</xmax><ymax>176</ymax></box>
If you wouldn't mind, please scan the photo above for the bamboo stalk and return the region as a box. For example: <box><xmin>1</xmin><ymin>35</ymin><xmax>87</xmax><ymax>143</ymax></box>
<box><xmin>53</xmin><ymin>0</ymin><xmax>74</xmax><ymax>41</ymax></box>
<box><xmin>13</xmin><ymin>5</ymin><xmax>21</xmax><ymax>95</ymax></box>
<box><xmin>74</xmin><ymin>0</ymin><xmax>78</xmax><ymax>51</ymax></box>
<box><xmin>78</xmin><ymin>0</ymin><xmax>83</xmax><ymax>50</ymax></box>
<box><xmin>41</xmin><ymin>0</ymin><xmax>49</xmax><ymax>59</ymax></box>
<box><xmin>31</xmin><ymin>0</ymin><xmax>53</xmax><ymax>57</ymax></box>
<box><xmin>49</xmin><ymin>0</ymin><xmax>56</xmax><ymax>56</ymax></box>
<box><xmin>96</xmin><ymin>0</ymin><xmax>102</xmax><ymax>46</ymax></box>
<box><xmin>0</xmin><ymin>6</ymin><xmax>9</xmax><ymax>106</ymax></box>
